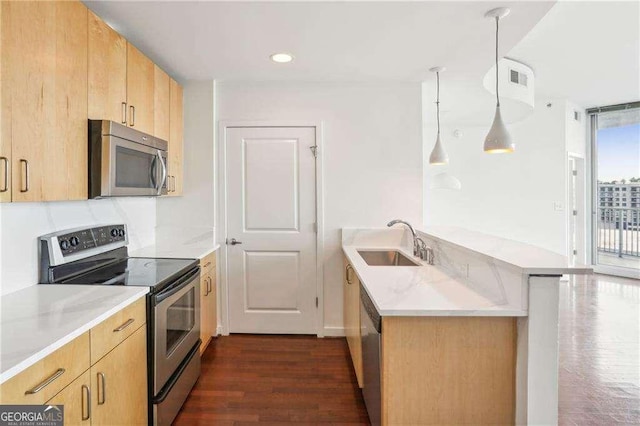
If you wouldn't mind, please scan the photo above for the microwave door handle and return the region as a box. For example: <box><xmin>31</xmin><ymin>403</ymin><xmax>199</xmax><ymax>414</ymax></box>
<box><xmin>150</xmin><ymin>154</ymin><xmax>158</xmax><ymax>190</ymax></box>
<box><xmin>157</xmin><ymin>150</ymin><xmax>167</xmax><ymax>195</ymax></box>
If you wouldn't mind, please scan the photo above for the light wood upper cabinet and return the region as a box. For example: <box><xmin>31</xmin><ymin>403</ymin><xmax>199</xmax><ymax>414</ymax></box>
<box><xmin>343</xmin><ymin>257</ymin><xmax>363</xmax><ymax>387</ymax></box>
<box><xmin>90</xmin><ymin>325</ymin><xmax>148</xmax><ymax>426</ymax></box>
<box><xmin>153</xmin><ymin>65</ymin><xmax>170</xmax><ymax>142</ymax></box>
<box><xmin>126</xmin><ymin>43</ymin><xmax>155</xmax><ymax>135</ymax></box>
<box><xmin>168</xmin><ymin>79</ymin><xmax>184</xmax><ymax>195</ymax></box>
<box><xmin>0</xmin><ymin>0</ymin><xmax>10</xmax><ymax>203</ymax></box>
<box><xmin>88</xmin><ymin>10</ymin><xmax>127</xmax><ymax>124</ymax></box>
<box><xmin>2</xmin><ymin>0</ymin><xmax>88</xmax><ymax>202</ymax></box>
<box><xmin>46</xmin><ymin>370</ymin><xmax>91</xmax><ymax>426</ymax></box>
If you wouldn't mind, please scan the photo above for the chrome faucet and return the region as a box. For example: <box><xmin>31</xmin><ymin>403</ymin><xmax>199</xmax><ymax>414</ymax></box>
<box><xmin>387</xmin><ymin>219</ymin><xmax>419</xmax><ymax>257</ymax></box>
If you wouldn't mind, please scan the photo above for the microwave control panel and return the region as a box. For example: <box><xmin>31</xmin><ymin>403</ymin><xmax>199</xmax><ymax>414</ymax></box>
<box><xmin>58</xmin><ymin>225</ymin><xmax>126</xmax><ymax>256</ymax></box>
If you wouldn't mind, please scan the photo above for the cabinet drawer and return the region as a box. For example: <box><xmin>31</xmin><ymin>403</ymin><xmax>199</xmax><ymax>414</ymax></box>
<box><xmin>46</xmin><ymin>370</ymin><xmax>91</xmax><ymax>426</ymax></box>
<box><xmin>200</xmin><ymin>251</ymin><xmax>216</xmax><ymax>272</ymax></box>
<box><xmin>0</xmin><ymin>332</ymin><xmax>90</xmax><ymax>404</ymax></box>
<box><xmin>90</xmin><ymin>297</ymin><xmax>146</xmax><ymax>364</ymax></box>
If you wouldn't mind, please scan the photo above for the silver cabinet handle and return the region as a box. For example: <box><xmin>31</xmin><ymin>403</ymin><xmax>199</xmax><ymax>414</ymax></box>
<box><xmin>346</xmin><ymin>264</ymin><xmax>353</xmax><ymax>285</ymax></box>
<box><xmin>203</xmin><ymin>261</ymin><xmax>211</xmax><ymax>269</ymax></box>
<box><xmin>19</xmin><ymin>159</ymin><xmax>29</xmax><ymax>193</ymax></box>
<box><xmin>0</xmin><ymin>156</ymin><xmax>8</xmax><ymax>192</ymax></box>
<box><xmin>121</xmin><ymin>102</ymin><xmax>127</xmax><ymax>124</ymax></box>
<box><xmin>207</xmin><ymin>276</ymin><xmax>212</xmax><ymax>294</ymax></box>
<box><xmin>82</xmin><ymin>384</ymin><xmax>91</xmax><ymax>421</ymax></box>
<box><xmin>24</xmin><ymin>368</ymin><xmax>65</xmax><ymax>395</ymax></box>
<box><xmin>129</xmin><ymin>105</ymin><xmax>135</xmax><ymax>127</ymax></box>
<box><xmin>226</xmin><ymin>238</ymin><xmax>242</xmax><ymax>245</ymax></box>
<box><xmin>113</xmin><ymin>318</ymin><xmax>135</xmax><ymax>332</ymax></box>
<box><xmin>97</xmin><ymin>372</ymin><xmax>106</xmax><ymax>405</ymax></box>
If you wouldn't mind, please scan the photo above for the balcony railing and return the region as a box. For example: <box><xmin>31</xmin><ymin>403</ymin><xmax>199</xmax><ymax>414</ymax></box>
<box><xmin>598</xmin><ymin>207</ymin><xmax>640</xmax><ymax>258</ymax></box>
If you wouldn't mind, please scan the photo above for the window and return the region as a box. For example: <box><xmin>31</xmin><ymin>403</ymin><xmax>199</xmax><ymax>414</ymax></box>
<box><xmin>590</xmin><ymin>103</ymin><xmax>640</xmax><ymax>275</ymax></box>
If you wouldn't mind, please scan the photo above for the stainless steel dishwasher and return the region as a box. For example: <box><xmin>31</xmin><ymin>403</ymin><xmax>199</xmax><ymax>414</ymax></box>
<box><xmin>360</xmin><ymin>285</ymin><xmax>382</xmax><ymax>426</ymax></box>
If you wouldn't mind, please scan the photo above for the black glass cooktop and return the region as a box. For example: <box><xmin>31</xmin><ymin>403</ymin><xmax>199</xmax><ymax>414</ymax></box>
<box><xmin>62</xmin><ymin>257</ymin><xmax>197</xmax><ymax>289</ymax></box>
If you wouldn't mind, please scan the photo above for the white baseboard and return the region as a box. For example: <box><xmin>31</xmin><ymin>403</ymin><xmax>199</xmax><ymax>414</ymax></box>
<box><xmin>322</xmin><ymin>326</ymin><xmax>345</xmax><ymax>337</ymax></box>
<box><xmin>560</xmin><ymin>274</ymin><xmax>570</xmax><ymax>282</ymax></box>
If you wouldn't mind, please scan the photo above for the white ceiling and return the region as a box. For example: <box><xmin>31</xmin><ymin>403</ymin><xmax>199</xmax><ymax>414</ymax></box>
<box><xmin>84</xmin><ymin>1</ymin><xmax>554</xmax><ymax>83</ymax></box>
<box><xmin>509</xmin><ymin>1</ymin><xmax>640</xmax><ymax>109</ymax></box>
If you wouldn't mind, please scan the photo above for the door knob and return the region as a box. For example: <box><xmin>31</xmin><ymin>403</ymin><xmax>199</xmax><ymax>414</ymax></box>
<box><xmin>226</xmin><ymin>238</ymin><xmax>243</xmax><ymax>245</ymax></box>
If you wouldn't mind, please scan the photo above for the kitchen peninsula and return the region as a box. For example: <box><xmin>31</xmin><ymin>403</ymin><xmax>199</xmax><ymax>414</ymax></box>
<box><xmin>342</xmin><ymin>227</ymin><xmax>592</xmax><ymax>426</ymax></box>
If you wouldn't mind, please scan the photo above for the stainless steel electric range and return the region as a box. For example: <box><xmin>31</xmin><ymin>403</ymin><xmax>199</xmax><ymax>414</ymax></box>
<box><xmin>38</xmin><ymin>224</ymin><xmax>200</xmax><ymax>426</ymax></box>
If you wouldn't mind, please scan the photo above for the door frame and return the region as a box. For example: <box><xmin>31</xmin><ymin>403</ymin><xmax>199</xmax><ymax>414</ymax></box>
<box><xmin>217</xmin><ymin>121</ymin><xmax>326</xmax><ymax>337</ymax></box>
<box><xmin>566</xmin><ymin>152</ymin><xmax>586</xmax><ymax>266</ymax></box>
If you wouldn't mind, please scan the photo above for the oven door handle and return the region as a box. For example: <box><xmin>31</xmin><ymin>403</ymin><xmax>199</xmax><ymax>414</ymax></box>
<box><xmin>154</xmin><ymin>267</ymin><xmax>200</xmax><ymax>304</ymax></box>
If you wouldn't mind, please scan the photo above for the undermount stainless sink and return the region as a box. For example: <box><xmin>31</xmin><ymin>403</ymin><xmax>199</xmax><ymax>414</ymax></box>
<box><xmin>357</xmin><ymin>250</ymin><xmax>420</xmax><ymax>266</ymax></box>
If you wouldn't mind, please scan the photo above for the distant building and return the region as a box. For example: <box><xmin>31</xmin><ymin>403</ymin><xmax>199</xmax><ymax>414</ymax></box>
<box><xmin>598</xmin><ymin>181</ymin><xmax>640</xmax><ymax>228</ymax></box>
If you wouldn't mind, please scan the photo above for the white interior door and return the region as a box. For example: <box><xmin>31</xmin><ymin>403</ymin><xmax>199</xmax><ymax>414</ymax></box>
<box><xmin>226</xmin><ymin>127</ymin><xmax>317</xmax><ymax>334</ymax></box>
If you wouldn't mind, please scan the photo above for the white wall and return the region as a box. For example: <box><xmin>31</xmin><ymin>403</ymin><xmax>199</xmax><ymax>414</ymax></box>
<box><xmin>217</xmin><ymin>82</ymin><xmax>423</xmax><ymax>333</ymax></box>
<box><xmin>0</xmin><ymin>198</ymin><xmax>156</xmax><ymax>295</ymax></box>
<box><xmin>156</xmin><ymin>80</ymin><xmax>216</xmax><ymax>242</ymax></box>
<box><xmin>424</xmin><ymin>99</ymin><xmax>572</xmax><ymax>255</ymax></box>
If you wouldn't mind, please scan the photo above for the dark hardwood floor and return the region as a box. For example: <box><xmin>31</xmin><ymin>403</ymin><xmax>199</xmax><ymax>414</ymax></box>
<box><xmin>174</xmin><ymin>273</ymin><xmax>639</xmax><ymax>425</ymax></box>
<box><xmin>173</xmin><ymin>334</ymin><xmax>369</xmax><ymax>426</ymax></box>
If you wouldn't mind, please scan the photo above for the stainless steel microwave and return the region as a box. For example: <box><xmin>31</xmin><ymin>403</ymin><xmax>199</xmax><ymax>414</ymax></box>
<box><xmin>89</xmin><ymin>120</ymin><xmax>168</xmax><ymax>198</ymax></box>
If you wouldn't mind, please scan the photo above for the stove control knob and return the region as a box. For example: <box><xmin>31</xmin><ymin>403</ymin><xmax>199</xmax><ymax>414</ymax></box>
<box><xmin>119</xmin><ymin>229</ymin><xmax>125</xmax><ymax>237</ymax></box>
<box><xmin>110</xmin><ymin>229</ymin><xmax>119</xmax><ymax>238</ymax></box>
<box><xmin>70</xmin><ymin>236</ymin><xmax>80</xmax><ymax>247</ymax></box>
<box><xmin>60</xmin><ymin>239</ymin><xmax>70</xmax><ymax>250</ymax></box>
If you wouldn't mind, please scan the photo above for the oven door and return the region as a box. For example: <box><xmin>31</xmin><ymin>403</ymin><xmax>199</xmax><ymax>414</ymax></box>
<box><xmin>153</xmin><ymin>268</ymin><xmax>200</xmax><ymax>395</ymax></box>
<box><xmin>102</xmin><ymin>135</ymin><xmax>168</xmax><ymax>197</ymax></box>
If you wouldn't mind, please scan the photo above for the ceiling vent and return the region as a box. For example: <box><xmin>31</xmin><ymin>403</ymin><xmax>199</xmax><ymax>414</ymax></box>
<box><xmin>510</xmin><ymin>69</ymin><xmax>528</xmax><ymax>87</ymax></box>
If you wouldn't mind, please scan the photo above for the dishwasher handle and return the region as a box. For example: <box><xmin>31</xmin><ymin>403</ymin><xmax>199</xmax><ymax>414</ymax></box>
<box><xmin>360</xmin><ymin>285</ymin><xmax>381</xmax><ymax>333</ymax></box>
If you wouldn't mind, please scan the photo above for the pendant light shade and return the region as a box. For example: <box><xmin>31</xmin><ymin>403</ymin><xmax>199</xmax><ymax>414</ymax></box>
<box><xmin>484</xmin><ymin>106</ymin><xmax>514</xmax><ymax>153</ymax></box>
<box><xmin>429</xmin><ymin>67</ymin><xmax>448</xmax><ymax>165</ymax></box>
<box><xmin>429</xmin><ymin>134</ymin><xmax>449</xmax><ymax>165</ymax></box>
<box><xmin>483</xmin><ymin>8</ymin><xmax>514</xmax><ymax>154</ymax></box>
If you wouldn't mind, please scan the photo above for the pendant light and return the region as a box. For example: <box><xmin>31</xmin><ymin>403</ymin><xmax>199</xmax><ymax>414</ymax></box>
<box><xmin>429</xmin><ymin>67</ymin><xmax>448</xmax><ymax>165</ymax></box>
<box><xmin>483</xmin><ymin>7</ymin><xmax>514</xmax><ymax>154</ymax></box>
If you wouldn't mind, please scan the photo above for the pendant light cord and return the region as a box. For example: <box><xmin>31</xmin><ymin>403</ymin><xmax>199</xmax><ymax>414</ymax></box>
<box><xmin>495</xmin><ymin>16</ymin><xmax>500</xmax><ymax>107</ymax></box>
<box><xmin>436</xmin><ymin>71</ymin><xmax>441</xmax><ymax>135</ymax></box>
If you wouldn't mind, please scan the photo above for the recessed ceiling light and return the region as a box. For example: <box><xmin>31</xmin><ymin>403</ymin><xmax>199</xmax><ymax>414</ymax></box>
<box><xmin>270</xmin><ymin>53</ymin><xmax>294</xmax><ymax>63</ymax></box>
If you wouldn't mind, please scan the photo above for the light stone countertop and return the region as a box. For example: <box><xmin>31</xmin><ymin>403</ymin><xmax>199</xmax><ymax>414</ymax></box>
<box><xmin>419</xmin><ymin>226</ymin><xmax>593</xmax><ymax>275</ymax></box>
<box><xmin>0</xmin><ymin>285</ymin><xmax>149</xmax><ymax>384</ymax></box>
<box><xmin>129</xmin><ymin>227</ymin><xmax>219</xmax><ymax>260</ymax></box>
<box><xmin>342</xmin><ymin>228</ymin><xmax>527</xmax><ymax>317</ymax></box>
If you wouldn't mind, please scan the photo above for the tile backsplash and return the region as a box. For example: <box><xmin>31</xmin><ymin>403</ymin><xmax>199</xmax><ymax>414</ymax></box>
<box><xmin>0</xmin><ymin>197</ymin><xmax>156</xmax><ymax>295</ymax></box>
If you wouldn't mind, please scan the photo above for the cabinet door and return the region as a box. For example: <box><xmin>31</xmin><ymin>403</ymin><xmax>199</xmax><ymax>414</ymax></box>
<box><xmin>91</xmin><ymin>326</ymin><xmax>147</xmax><ymax>426</ymax></box>
<box><xmin>209</xmin><ymin>272</ymin><xmax>217</xmax><ymax>337</ymax></box>
<box><xmin>3</xmin><ymin>0</ymin><xmax>88</xmax><ymax>202</ymax></box>
<box><xmin>153</xmin><ymin>65</ymin><xmax>170</xmax><ymax>141</ymax></box>
<box><xmin>88</xmin><ymin>10</ymin><xmax>127</xmax><ymax>124</ymax></box>
<box><xmin>126</xmin><ymin>43</ymin><xmax>154</xmax><ymax>135</ymax></box>
<box><xmin>168</xmin><ymin>79</ymin><xmax>184</xmax><ymax>196</ymax></box>
<box><xmin>199</xmin><ymin>271</ymin><xmax>212</xmax><ymax>353</ymax></box>
<box><xmin>343</xmin><ymin>258</ymin><xmax>363</xmax><ymax>387</ymax></box>
<box><xmin>0</xmin><ymin>0</ymin><xmax>10</xmax><ymax>203</ymax></box>
<box><xmin>46</xmin><ymin>370</ymin><xmax>91</xmax><ymax>426</ymax></box>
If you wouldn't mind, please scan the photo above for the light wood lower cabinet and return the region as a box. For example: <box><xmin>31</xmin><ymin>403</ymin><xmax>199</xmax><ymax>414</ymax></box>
<box><xmin>381</xmin><ymin>316</ymin><xmax>517</xmax><ymax>425</ymax></box>
<box><xmin>46</xmin><ymin>371</ymin><xmax>91</xmax><ymax>426</ymax></box>
<box><xmin>343</xmin><ymin>257</ymin><xmax>363</xmax><ymax>387</ymax></box>
<box><xmin>0</xmin><ymin>299</ymin><xmax>148</xmax><ymax>426</ymax></box>
<box><xmin>199</xmin><ymin>252</ymin><xmax>217</xmax><ymax>354</ymax></box>
<box><xmin>90</xmin><ymin>326</ymin><xmax>147</xmax><ymax>426</ymax></box>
